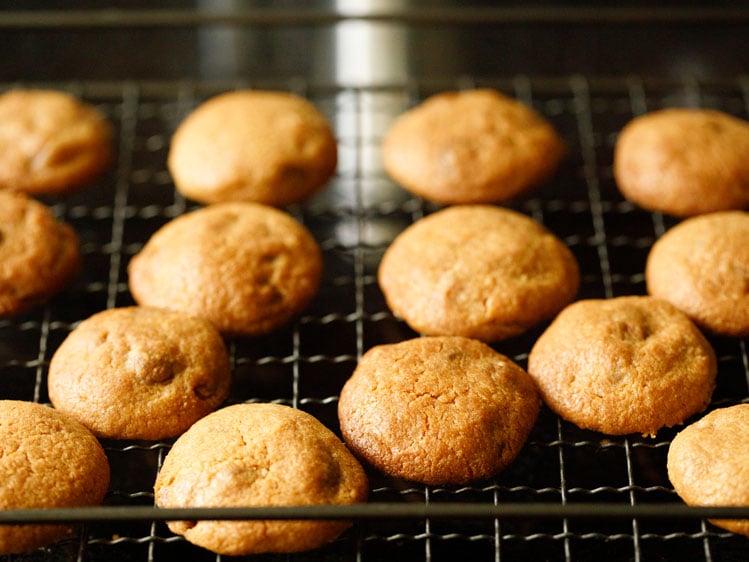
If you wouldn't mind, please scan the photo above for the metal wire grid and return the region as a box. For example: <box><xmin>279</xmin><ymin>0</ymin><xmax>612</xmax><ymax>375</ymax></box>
<box><xmin>0</xmin><ymin>75</ymin><xmax>748</xmax><ymax>562</ymax></box>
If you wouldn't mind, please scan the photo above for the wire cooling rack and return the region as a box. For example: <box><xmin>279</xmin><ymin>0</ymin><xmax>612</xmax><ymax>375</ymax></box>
<box><xmin>1</xmin><ymin>75</ymin><xmax>748</xmax><ymax>562</ymax></box>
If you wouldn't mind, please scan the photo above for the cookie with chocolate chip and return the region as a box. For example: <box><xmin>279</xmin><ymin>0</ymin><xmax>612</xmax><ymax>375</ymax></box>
<box><xmin>168</xmin><ymin>90</ymin><xmax>337</xmax><ymax>207</ymax></box>
<box><xmin>382</xmin><ymin>89</ymin><xmax>565</xmax><ymax>204</ymax></box>
<box><xmin>48</xmin><ymin>306</ymin><xmax>232</xmax><ymax>440</ymax></box>
<box><xmin>338</xmin><ymin>336</ymin><xmax>540</xmax><ymax>485</ymax></box>
<box><xmin>378</xmin><ymin>205</ymin><xmax>579</xmax><ymax>342</ymax></box>
<box><xmin>0</xmin><ymin>191</ymin><xmax>81</xmax><ymax>316</ymax></box>
<box><xmin>128</xmin><ymin>202</ymin><xmax>322</xmax><ymax>336</ymax></box>
<box><xmin>0</xmin><ymin>400</ymin><xmax>109</xmax><ymax>554</ymax></box>
<box><xmin>646</xmin><ymin>210</ymin><xmax>749</xmax><ymax>337</ymax></box>
<box><xmin>614</xmin><ymin>108</ymin><xmax>749</xmax><ymax>216</ymax></box>
<box><xmin>668</xmin><ymin>404</ymin><xmax>749</xmax><ymax>536</ymax></box>
<box><xmin>527</xmin><ymin>296</ymin><xmax>717</xmax><ymax>437</ymax></box>
<box><xmin>155</xmin><ymin>403</ymin><xmax>368</xmax><ymax>555</ymax></box>
<box><xmin>0</xmin><ymin>89</ymin><xmax>112</xmax><ymax>194</ymax></box>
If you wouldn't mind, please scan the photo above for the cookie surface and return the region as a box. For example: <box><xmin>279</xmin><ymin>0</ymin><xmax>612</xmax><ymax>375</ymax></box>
<box><xmin>168</xmin><ymin>90</ymin><xmax>337</xmax><ymax>207</ymax></box>
<box><xmin>0</xmin><ymin>400</ymin><xmax>110</xmax><ymax>554</ymax></box>
<box><xmin>667</xmin><ymin>404</ymin><xmax>749</xmax><ymax>536</ymax></box>
<box><xmin>646</xmin><ymin>211</ymin><xmax>749</xmax><ymax>337</ymax></box>
<box><xmin>527</xmin><ymin>296</ymin><xmax>717</xmax><ymax>436</ymax></box>
<box><xmin>128</xmin><ymin>202</ymin><xmax>322</xmax><ymax>336</ymax></box>
<box><xmin>0</xmin><ymin>191</ymin><xmax>81</xmax><ymax>316</ymax></box>
<box><xmin>154</xmin><ymin>403</ymin><xmax>368</xmax><ymax>555</ymax></box>
<box><xmin>0</xmin><ymin>89</ymin><xmax>112</xmax><ymax>194</ymax></box>
<box><xmin>382</xmin><ymin>89</ymin><xmax>565</xmax><ymax>204</ymax></box>
<box><xmin>48</xmin><ymin>306</ymin><xmax>232</xmax><ymax>440</ymax></box>
<box><xmin>378</xmin><ymin>205</ymin><xmax>579</xmax><ymax>341</ymax></box>
<box><xmin>338</xmin><ymin>336</ymin><xmax>540</xmax><ymax>485</ymax></box>
<box><xmin>614</xmin><ymin>108</ymin><xmax>749</xmax><ymax>216</ymax></box>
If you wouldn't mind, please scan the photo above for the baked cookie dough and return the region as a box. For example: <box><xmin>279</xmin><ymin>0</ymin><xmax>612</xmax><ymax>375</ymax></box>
<box><xmin>0</xmin><ymin>89</ymin><xmax>112</xmax><ymax>194</ymax></box>
<box><xmin>646</xmin><ymin>211</ymin><xmax>749</xmax><ymax>337</ymax></box>
<box><xmin>0</xmin><ymin>400</ymin><xmax>110</xmax><ymax>554</ymax></box>
<box><xmin>0</xmin><ymin>191</ymin><xmax>81</xmax><ymax>316</ymax></box>
<box><xmin>168</xmin><ymin>90</ymin><xmax>337</xmax><ymax>207</ymax></box>
<box><xmin>667</xmin><ymin>404</ymin><xmax>749</xmax><ymax>536</ymax></box>
<box><xmin>614</xmin><ymin>108</ymin><xmax>749</xmax><ymax>216</ymax></box>
<box><xmin>48</xmin><ymin>306</ymin><xmax>232</xmax><ymax>440</ymax></box>
<box><xmin>128</xmin><ymin>202</ymin><xmax>322</xmax><ymax>336</ymax></box>
<box><xmin>378</xmin><ymin>205</ymin><xmax>579</xmax><ymax>342</ymax></box>
<box><xmin>527</xmin><ymin>296</ymin><xmax>717</xmax><ymax>437</ymax></box>
<box><xmin>381</xmin><ymin>89</ymin><xmax>565</xmax><ymax>204</ymax></box>
<box><xmin>338</xmin><ymin>336</ymin><xmax>540</xmax><ymax>485</ymax></box>
<box><xmin>154</xmin><ymin>403</ymin><xmax>368</xmax><ymax>555</ymax></box>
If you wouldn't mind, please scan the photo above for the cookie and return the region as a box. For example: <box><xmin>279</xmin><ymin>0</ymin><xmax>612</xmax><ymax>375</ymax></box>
<box><xmin>128</xmin><ymin>202</ymin><xmax>322</xmax><ymax>336</ymax></box>
<box><xmin>614</xmin><ymin>108</ymin><xmax>749</xmax><ymax>216</ymax></box>
<box><xmin>0</xmin><ymin>89</ymin><xmax>112</xmax><ymax>194</ymax></box>
<box><xmin>0</xmin><ymin>400</ymin><xmax>110</xmax><ymax>554</ymax></box>
<box><xmin>338</xmin><ymin>336</ymin><xmax>540</xmax><ymax>485</ymax></box>
<box><xmin>527</xmin><ymin>296</ymin><xmax>717</xmax><ymax>437</ymax></box>
<box><xmin>378</xmin><ymin>205</ymin><xmax>579</xmax><ymax>342</ymax></box>
<box><xmin>154</xmin><ymin>403</ymin><xmax>368</xmax><ymax>555</ymax></box>
<box><xmin>48</xmin><ymin>306</ymin><xmax>232</xmax><ymax>440</ymax></box>
<box><xmin>0</xmin><ymin>191</ymin><xmax>81</xmax><ymax>316</ymax></box>
<box><xmin>667</xmin><ymin>404</ymin><xmax>749</xmax><ymax>536</ymax></box>
<box><xmin>381</xmin><ymin>89</ymin><xmax>565</xmax><ymax>204</ymax></box>
<box><xmin>168</xmin><ymin>90</ymin><xmax>337</xmax><ymax>207</ymax></box>
<box><xmin>646</xmin><ymin>211</ymin><xmax>749</xmax><ymax>337</ymax></box>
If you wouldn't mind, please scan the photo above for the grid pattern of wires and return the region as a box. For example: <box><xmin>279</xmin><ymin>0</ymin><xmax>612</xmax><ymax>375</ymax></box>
<box><xmin>0</xmin><ymin>75</ymin><xmax>748</xmax><ymax>562</ymax></box>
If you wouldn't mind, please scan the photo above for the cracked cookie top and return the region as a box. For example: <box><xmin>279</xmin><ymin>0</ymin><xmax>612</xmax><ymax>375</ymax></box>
<box><xmin>0</xmin><ymin>400</ymin><xmax>110</xmax><ymax>554</ymax></box>
<box><xmin>338</xmin><ymin>336</ymin><xmax>540</xmax><ymax>485</ymax></box>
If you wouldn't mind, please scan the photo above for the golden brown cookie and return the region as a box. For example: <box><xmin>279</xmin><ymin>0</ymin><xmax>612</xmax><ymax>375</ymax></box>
<box><xmin>128</xmin><ymin>202</ymin><xmax>322</xmax><ymax>336</ymax></box>
<box><xmin>527</xmin><ymin>296</ymin><xmax>717</xmax><ymax>437</ymax></box>
<box><xmin>381</xmin><ymin>89</ymin><xmax>565</xmax><ymax>204</ymax></box>
<box><xmin>614</xmin><ymin>108</ymin><xmax>749</xmax><ymax>216</ymax></box>
<box><xmin>378</xmin><ymin>205</ymin><xmax>579</xmax><ymax>342</ymax></box>
<box><xmin>0</xmin><ymin>400</ymin><xmax>110</xmax><ymax>554</ymax></box>
<box><xmin>0</xmin><ymin>89</ymin><xmax>112</xmax><ymax>194</ymax></box>
<box><xmin>646</xmin><ymin>211</ymin><xmax>749</xmax><ymax>337</ymax></box>
<box><xmin>154</xmin><ymin>403</ymin><xmax>368</xmax><ymax>555</ymax></box>
<box><xmin>338</xmin><ymin>336</ymin><xmax>540</xmax><ymax>485</ymax></box>
<box><xmin>0</xmin><ymin>191</ymin><xmax>81</xmax><ymax>316</ymax></box>
<box><xmin>167</xmin><ymin>90</ymin><xmax>337</xmax><ymax>207</ymax></box>
<box><xmin>48</xmin><ymin>306</ymin><xmax>232</xmax><ymax>440</ymax></box>
<box><xmin>667</xmin><ymin>404</ymin><xmax>749</xmax><ymax>536</ymax></box>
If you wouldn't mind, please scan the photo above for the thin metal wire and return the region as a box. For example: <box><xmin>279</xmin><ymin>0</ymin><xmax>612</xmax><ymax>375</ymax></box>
<box><xmin>106</xmin><ymin>83</ymin><xmax>139</xmax><ymax>310</ymax></box>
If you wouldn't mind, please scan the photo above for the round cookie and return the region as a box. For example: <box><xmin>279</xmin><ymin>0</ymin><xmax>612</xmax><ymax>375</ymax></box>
<box><xmin>0</xmin><ymin>400</ymin><xmax>110</xmax><ymax>554</ymax></box>
<box><xmin>378</xmin><ymin>205</ymin><xmax>580</xmax><ymax>342</ymax></box>
<box><xmin>128</xmin><ymin>202</ymin><xmax>322</xmax><ymax>336</ymax></box>
<box><xmin>0</xmin><ymin>191</ymin><xmax>81</xmax><ymax>316</ymax></box>
<box><xmin>646</xmin><ymin>211</ymin><xmax>749</xmax><ymax>337</ymax></box>
<box><xmin>48</xmin><ymin>306</ymin><xmax>232</xmax><ymax>440</ymax></box>
<box><xmin>337</xmin><ymin>336</ymin><xmax>541</xmax><ymax>485</ymax></box>
<box><xmin>381</xmin><ymin>89</ymin><xmax>565</xmax><ymax>204</ymax></box>
<box><xmin>0</xmin><ymin>89</ymin><xmax>112</xmax><ymax>194</ymax></box>
<box><xmin>527</xmin><ymin>296</ymin><xmax>717</xmax><ymax>437</ymax></box>
<box><xmin>614</xmin><ymin>108</ymin><xmax>749</xmax><ymax>216</ymax></box>
<box><xmin>667</xmin><ymin>404</ymin><xmax>749</xmax><ymax>536</ymax></box>
<box><xmin>154</xmin><ymin>403</ymin><xmax>368</xmax><ymax>555</ymax></box>
<box><xmin>168</xmin><ymin>90</ymin><xmax>337</xmax><ymax>207</ymax></box>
